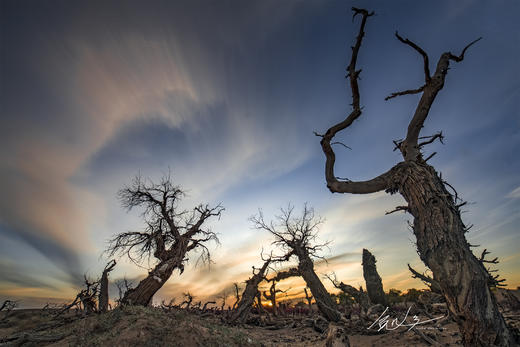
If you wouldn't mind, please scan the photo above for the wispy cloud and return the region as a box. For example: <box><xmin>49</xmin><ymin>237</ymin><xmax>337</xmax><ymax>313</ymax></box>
<box><xmin>507</xmin><ymin>186</ymin><xmax>520</xmax><ymax>199</ymax></box>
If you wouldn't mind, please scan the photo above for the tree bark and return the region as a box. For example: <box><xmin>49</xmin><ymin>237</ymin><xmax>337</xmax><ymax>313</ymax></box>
<box><xmin>122</xmin><ymin>258</ymin><xmax>179</xmax><ymax>306</ymax></box>
<box><xmin>407</xmin><ymin>263</ymin><xmax>442</xmax><ymax>294</ymax></box>
<box><xmin>391</xmin><ymin>161</ymin><xmax>515</xmax><ymax>346</ymax></box>
<box><xmin>229</xmin><ymin>259</ymin><xmax>271</xmax><ymax>323</ymax></box>
<box><xmin>98</xmin><ymin>260</ymin><xmax>116</xmax><ymax>313</ymax></box>
<box><xmin>362</xmin><ymin>249</ymin><xmax>387</xmax><ymax>306</ymax></box>
<box><xmin>316</xmin><ymin>8</ymin><xmax>517</xmax><ymax>345</ymax></box>
<box><xmin>263</xmin><ymin>284</ymin><xmax>278</xmax><ymax>316</ymax></box>
<box><xmin>337</xmin><ymin>282</ymin><xmax>370</xmax><ymax>310</ymax></box>
<box><xmin>297</xmin><ymin>251</ymin><xmax>342</xmax><ymax>322</ymax></box>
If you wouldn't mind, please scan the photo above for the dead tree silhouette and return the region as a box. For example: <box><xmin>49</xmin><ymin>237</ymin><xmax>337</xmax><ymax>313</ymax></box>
<box><xmin>264</xmin><ymin>268</ymin><xmax>299</xmax><ymax>315</ymax></box>
<box><xmin>229</xmin><ymin>255</ymin><xmax>272</xmax><ymax>323</ymax></box>
<box><xmin>250</xmin><ymin>205</ymin><xmax>342</xmax><ymax>323</ymax></box>
<box><xmin>362</xmin><ymin>249</ymin><xmax>387</xmax><ymax>306</ymax></box>
<box><xmin>316</xmin><ymin>7</ymin><xmax>516</xmax><ymax>346</ymax></box>
<box><xmin>98</xmin><ymin>259</ymin><xmax>116</xmax><ymax>312</ymax></box>
<box><xmin>106</xmin><ymin>173</ymin><xmax>223</xmax><ymax>306</ymax></box>
<box><xmin>325</xmin><ymin>273</ymin><xmax>369</xmax><ymax>312</ymax></box>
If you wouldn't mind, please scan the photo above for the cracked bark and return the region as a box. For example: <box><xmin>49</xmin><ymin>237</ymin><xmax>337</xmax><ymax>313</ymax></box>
<box><xmin>317</xmin><ymin>7</ymin><xmax>516</xmax><ymax>346</ymax></box>
<box><xmin>229</xmin><ymin>258</ymin><xmax>271</xmax><ymax>323</ymax></box>
<box><xmin>362</xmin><ymin>249</ymin><xmax>387</xmax><ymax>306</ymax></box>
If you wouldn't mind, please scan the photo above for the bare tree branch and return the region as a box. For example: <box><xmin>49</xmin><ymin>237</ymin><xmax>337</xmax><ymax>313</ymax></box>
<box><xmin>385</xmin><ymin>84</ymin><xmax>426</xmax><ymax>101</ymax></box>
<box><xmin>385</xmin><ymin>205</ymin><xmax>410</xmax><ymax>215</ymax></box>
<box><xmin>318</xmin><ymin>8</ymin><xmax>395</xmax><ymax>195</ymax></box>
<box><xmin>418</xmin><ymin>132</ymin><xmax>444</xmax><ymax>148</ymax></box>
<box><xmin>106</xmin><ymin>172</ymin><xmax>223</xmax><ymax>305</ymax></box>
<box><xmin>407</xmin><ymin>264</ymin><xmax>442</xmax><ymax>294</ymax></box>
<box><xmin>448</xmin><ymin>37</ymin><xmax>483</xmax><ymax>62</ymax></box>
<box><xmin>395</xmin><ymin>31</ymin><xmax>431</xmax><ymax>82</ymax></box>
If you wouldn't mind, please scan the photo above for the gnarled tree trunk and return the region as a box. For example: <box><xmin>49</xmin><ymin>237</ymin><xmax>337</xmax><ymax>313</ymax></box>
<box><xmin>122</xmin><ymin>257</ymin><xmax>180</xmax><ymax>306</ymax></box>
<box><xmin>108</xmin><ymin>174</ymin><xmax>223</xmax><ymax>307</ymax></box>
<box><xmin>338</xmin><ymin>282</ymin><xmax>370</xmax><ymax>311</ymax></box>
<box><xmin>98</xmin><ymin>260</ymin><xmax>116</xmax><ymax>312</ymax></box>
<box><xmin>317</xmin><ymin>8</ymin><xmax>517</xmax><ymax>346</ymax></box>
<box><xmin>391</xmin><ymin>161</ymin><xmax>514</xmax><ymax>346</ymax></box>
<box><xmin>263</xmin><ymin>283</ymin><xmax>279</xmax><ymax>316</ymax></box>
<box><xmin>362</xmin><ymin>249</ymin><xmax>387</xmax><ymax>306</ymax></box>
<box><xmin>297</xmin><ymin>251</ymin><xmax>342</xmax><ymax>322</ymax></box>
<box><xmin>229</xmin><ymin>258</ymin><xmax>271</xmax><ymax>323</ymax></box>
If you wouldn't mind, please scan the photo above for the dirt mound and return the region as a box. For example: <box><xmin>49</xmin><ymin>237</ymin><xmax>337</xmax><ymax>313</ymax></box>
<box><xmin>2</xmin><ymin>300</ymin><xmax>519</xmax><ymax>346</ymax></box>
<box><xmin>1</xmin><ymin>306</ymin><xmax>254</xmax><ymax>346</ymax></box>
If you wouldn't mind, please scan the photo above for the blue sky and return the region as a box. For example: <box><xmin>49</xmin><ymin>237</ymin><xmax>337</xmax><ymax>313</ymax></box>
<box><xmin>1</xmin><ymin>0</ymin><xmax>519</xmax><ymax>307</ymax></box>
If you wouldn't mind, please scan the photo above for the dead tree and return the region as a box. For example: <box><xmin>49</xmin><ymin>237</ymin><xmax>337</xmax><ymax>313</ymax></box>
<box><xmin>202</xmin><ymin>301</ymin><xmax>216</xmax><ymax>312</ymax></box>
<box><xmin>181</xmin><ymin>292</ymin><xmax>194</xmax><ymax>309</ymax></box>
<box><xmin>58</xmin><ymin>275</ymin><xmax>99</xmax><ymax>316</ymax></box>
<box><xmin>325</xmin><ymin>273</ymin><xmax>369</xmax><ymax>311</ymax></box>
<box><xmin>362</xmin><ymin>249</ymin><xmax>387</xmax><ymax>306</ymax></box>
<box><xmin>229</xmin><ymin>256</ymin><xmax>271</xmax><ymax>323</ymax></box>
<box><xmin>106</xmin><ymin>173</ymin><xmax>223</xmax><ymax>306</ymax></box>
<box><xmin>79</xmin><ymin>276</ymin><xmax>99</xmax><ymax>314</ymax></box>
<box><xmin>263</xmin><ymin>283</ymin><xmax>286</xmax><ymax>316</ymax></box>
<box><xmin>98</xmin><ymin>259</ymin><xmax>116</xmax><ymax>313</ymax></box>
<box><xmin>316</xmin><ymin>7</ymin><xmax>516</xmax><ymax>346</ymax></box>
<box><xmin>255</xmin><ymin>292</ymin><xmax>268</xmax><ymax>316</ymax></box>
<box><xmin>251</xmin><ymin>205</ymin><xmax>342</xmax><ymax>322</ymax></box>
<box><xmin>0</xmin><ymin>300</ymin><xmax>17</xmax><ymax>322</ymax></box>
<box><xmin>408</xmin><ymin>264</ymin><xmax>442</xmax><ymax>294</ymax></box>
<box><xmin>264</xmin><ymin>267</ymin><xmax>299</xmax><ymax>315</ymax></box>
<box><xmin>115</xmin><ymin>277</ymin><xmax>133</xmax><ymax>306</ymax></box>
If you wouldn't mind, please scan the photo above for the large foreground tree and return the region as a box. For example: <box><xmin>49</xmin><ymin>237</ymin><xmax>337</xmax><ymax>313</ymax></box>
<box><xmin>107</xmin><ymin>174</ymin><xmax>223</xmax><ymax>305</ymax></box>
<box><xmin>316</xmin><ymin>8</ymin><xmax>516</xmax><ymax>346</ymax></box>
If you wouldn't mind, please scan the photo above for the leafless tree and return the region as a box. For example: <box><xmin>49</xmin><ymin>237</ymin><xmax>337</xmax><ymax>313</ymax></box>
<box><xmin>115</xmin><ymin>277</ymin><xmax>133</xmax><ymax>306</ymax></box>
<box><xmin>0</xmin><ymin>300</ymin><xmax>17</xmax><ymax>322</ymax></box>
<box><xmin>229</xmin><ymin>255</ymin><xmax>272</xmax><ymax>323</ymax></box>
<box><xmin>106</xmin><ymin>173</ymin><xmax>223</xmax><ymax>306</ymax></box>
<box><xmin>78</xmin><ymin>276</ymin><xmax>99</xmax><ymax>314</ymax></box>
<box><xmin>202</xmin><ymin>301</ymin><xmax>216</xmax><ymax>312</ymax></box>
<box><xmin>251</xmin><ymin>205</ymin><xmax>342</xmax><ymax>323</ymax></box>
<box><xmin>325</xmin><ymin>273</ymin><xmax>369</xmax><ymax>311</ymax></box>
<box><xmin>316</xmin><ymin>7</ymin><xmax>516</xmax><ymax>345</ymax></box>
<box><xmin>98</xmin><ymin>259</ymin><xmax>116</xmax><ymax>313</ymax></box>
<box><xmin>57</xmin><ymin>275</ymin><xmax>99</xmax><ymax>316</ymax></box>
<box><xmin>362</xmin><ymin>249</ymin><xmax>387</xmax><ymax>306</ymax></box>
<box><xmin>181</xmin><ymin>292</ymin><xmax>194</xmax><ymax>309</ymax></box>
<box><xmin>262</xmin><ymin>283</ymin><xmax>282</xmax><ymax>315</ymax></box>
<box><xmin>263</xmin><ymin>267</ymin><xmax>299</xmax><ymax>315</ymax></box>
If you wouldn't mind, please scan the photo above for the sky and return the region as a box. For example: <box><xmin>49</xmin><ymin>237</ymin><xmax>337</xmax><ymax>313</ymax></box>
<box><xmin>1</xmin><ymin>0</ymin><xmax>519</xmax><ymax>308</ymax></box>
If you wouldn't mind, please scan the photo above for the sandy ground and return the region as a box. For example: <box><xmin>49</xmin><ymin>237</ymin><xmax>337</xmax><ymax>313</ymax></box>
<box><xmin>1</xmin><ymin>289</ymin><xmax>518</xmax><ymax>346</ymax></box>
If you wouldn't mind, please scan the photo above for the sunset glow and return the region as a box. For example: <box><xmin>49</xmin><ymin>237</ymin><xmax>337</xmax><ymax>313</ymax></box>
<box><xmin>1</xmin><ymin>0</ymin><xmax>519</xmax><ymax>309</ymax></box>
